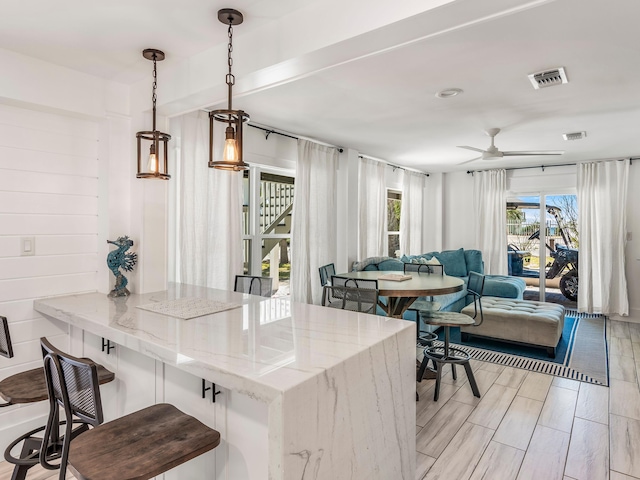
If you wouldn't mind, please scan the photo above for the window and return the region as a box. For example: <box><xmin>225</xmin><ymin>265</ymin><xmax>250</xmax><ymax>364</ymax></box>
<box><xmin>387</xmin><ymin>190</ymin><xmax>401</xmax><ymax>258</ymax></box>
<box><xmin>243</xmin><ymin>168</ymin><xmax>294</xmax><ymax>297</ymax></box>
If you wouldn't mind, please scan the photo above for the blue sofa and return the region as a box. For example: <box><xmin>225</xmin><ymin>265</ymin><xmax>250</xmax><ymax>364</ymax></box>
<box><xmin>352</xmin><ymin>248</ymin><xmax>526</xmax><ymax>320</ymax></box>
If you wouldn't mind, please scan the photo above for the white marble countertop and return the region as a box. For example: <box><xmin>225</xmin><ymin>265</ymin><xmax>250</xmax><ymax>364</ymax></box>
<box><xmin>34</xmin><ymin>283</ymin><xmax>413</xmax><ymax>404</ymax></box>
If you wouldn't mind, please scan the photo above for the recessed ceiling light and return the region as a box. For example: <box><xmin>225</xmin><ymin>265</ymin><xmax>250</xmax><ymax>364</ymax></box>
<box><xmin>436</xmin><ymin>88</ymin><xmax>463</xmax><ymax>98</ymax></box>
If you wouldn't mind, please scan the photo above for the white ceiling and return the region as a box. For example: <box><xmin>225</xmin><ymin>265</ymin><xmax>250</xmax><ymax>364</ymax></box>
<box><xmin>2</xmin><ymin>0</ymin><xmax>639</xmax><ymax>173</ymax></box>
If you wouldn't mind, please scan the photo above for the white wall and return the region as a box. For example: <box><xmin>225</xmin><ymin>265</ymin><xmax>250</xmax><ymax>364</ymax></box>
<box><xmin>0</xmin><ymin>48</ymin><xmax>131</xmax><ymax>450</ymax></box>
<box><xmin>443</xmin><ymin>170</ymin><xmax>475</xmax><ymax>249</ymax></box>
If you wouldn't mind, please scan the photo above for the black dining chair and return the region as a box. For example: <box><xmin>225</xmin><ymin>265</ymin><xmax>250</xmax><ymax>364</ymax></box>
<box><xmin>321</xmin><ymin>285</ymin><xmax>378</xmax><ymax>314</ymax></box>
<box><xmin>234</xmin><ymin>275</ymin><xmax>273</xmax><ymax>297</ymax></box>
<box><xmin>318</xmin><ymin>263</ymin><xmax>336</xmax><ymax>287</ymax></box>
<box><xmin>403</xmin><ymin>263</ymin><xmax>444</xmax><ymax>276</ymax></box>
<box><xmin>326</xmin><ymin>276</ymin><xmax>379</xmax><ymax>314</ymax></box>
<box><xmin>39</xmin><ymin>337</ymin><xmax>221</xmax><ymax>480</ymax></box>
<box><xmin>330</xmin><ymin>275</ymin><xmax>378</xmax><ymax>291</ymax></box>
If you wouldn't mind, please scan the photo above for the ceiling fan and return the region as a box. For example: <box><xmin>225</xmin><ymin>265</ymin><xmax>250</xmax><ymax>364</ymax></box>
<box><xmin>458</xmin><ymin>128</ymin><xmax>564</xmax><ymax>165</ymax></box>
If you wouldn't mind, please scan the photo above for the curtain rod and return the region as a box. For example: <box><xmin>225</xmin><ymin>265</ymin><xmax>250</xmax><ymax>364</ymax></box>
<box><xmin>466</xmin><ymin>157</ymin><xmax>636</xmax><ymax>175</ymax></box>
<box><xmin>248</xmin><ymin>123</ymin><xmax>344</xmax><ymax>153</ymax></box>
<box><xmin>358</xmin><ymin>155</ymin><xmax>430</xmax><ymax>177</ymax></box>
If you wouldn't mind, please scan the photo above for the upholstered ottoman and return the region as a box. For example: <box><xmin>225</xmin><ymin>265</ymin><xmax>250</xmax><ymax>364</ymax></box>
<box><xmin>460</xmin><ymin>297</ymin><xmax>565</xmax><ymax>357</ymax></box>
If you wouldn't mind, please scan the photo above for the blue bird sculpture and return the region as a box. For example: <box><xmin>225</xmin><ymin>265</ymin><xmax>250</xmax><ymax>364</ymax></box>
<box><xmin>107</xmin><ymin>236</ymin><xmax>137</xmax><ymax>297</ymax></box>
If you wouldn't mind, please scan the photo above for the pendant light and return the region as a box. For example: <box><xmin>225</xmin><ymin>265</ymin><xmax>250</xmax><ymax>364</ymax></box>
<box><xmin>136</xmin><ymin>49</ymin><xmax>171</xmax><ymax>179</ymax></box>
<box><xmin>209</xmin><ymin>9</ymin><xmax>250</xmax><ymax>171</ymax></box>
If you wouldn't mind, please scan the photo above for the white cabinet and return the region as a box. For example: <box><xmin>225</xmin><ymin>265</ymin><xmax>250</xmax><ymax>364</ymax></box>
<box><xmin>79</xmin><ymin>329</ymin><xmax>156</xmax><ymax>421</ymax></box>
<box><xmin>163</xmin><ymin>364</ymin><xmax>220</xmax><ymax>480</ymax></box>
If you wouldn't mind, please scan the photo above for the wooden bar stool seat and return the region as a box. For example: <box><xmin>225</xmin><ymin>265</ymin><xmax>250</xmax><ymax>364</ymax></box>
<box><xmin>67</xmin><ymin>403</ymin><xmax>220</xmax><ymax>480</ymax></box>
<box><xmin>40</xmin><ymin>337</ymin><xmax>221</xmax><ymax>480</ymax></box>
<box><xmin>0</xmin><ymin>363</ymin><xmax>114</xmax><ymax>405</ymax></box>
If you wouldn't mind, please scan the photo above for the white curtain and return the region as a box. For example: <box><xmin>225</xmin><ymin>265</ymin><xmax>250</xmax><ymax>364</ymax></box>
<box><xmin>358</xmin><ymin>158</ymin><xmax>387</xmax><ymax>259</ymax></box>
<box><xmin>577</xmin><ymin>159</ymin><xmax>629</xmax><ymax>315</ymax></box>
<box><xmin>474</xmin><ymin>169</ymin><xmax>507</xmax><ymax>275</ymax></box>
<box><xmin>172</xmin><ymin>111</ymin><xmax>243</xmax><ymax>290</ymax></box>
<box><xmin>291</xmin><ymin>140</ymin><xmax>339</xmax><ymax>304</ymax></box>
<box><xmin>400</xmin><ymin>170</ymin><xmax>426</xmax><ymax>255</ymax></box>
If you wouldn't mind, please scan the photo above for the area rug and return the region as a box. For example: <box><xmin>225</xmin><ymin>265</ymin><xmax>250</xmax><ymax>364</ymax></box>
<box><xmin>432</xmin><ymin>310</ymin><xmax>608</xmax><ymax>386</ymax></box>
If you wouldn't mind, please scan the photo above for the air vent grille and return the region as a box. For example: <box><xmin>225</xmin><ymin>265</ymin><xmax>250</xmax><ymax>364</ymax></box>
<box><xmin>562</xmin><ymin>131</ymin><xmax>586</xmax><ymax>141</ymax></box>
<box><xmin>528</xmin><ymin>67</ymin><xmax>568</xmax><ymax>89</ymax></box>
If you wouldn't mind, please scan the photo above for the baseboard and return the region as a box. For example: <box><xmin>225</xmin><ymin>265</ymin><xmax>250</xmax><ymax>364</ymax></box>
<box><xmin>610</xmin><ymin>307</ymin><xmax>640</xmax><ymax>324</ymax></box>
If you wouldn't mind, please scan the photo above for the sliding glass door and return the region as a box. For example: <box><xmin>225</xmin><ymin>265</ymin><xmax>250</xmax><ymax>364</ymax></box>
<box><xmin>506</xmin><ymin>192</ymin><xmax>578</xmax><ymax>306</ymax></box>
<box><xmin>243</xmin><ymin>167</ymin><xmax>295</xmax><ymax>297</ymax></box>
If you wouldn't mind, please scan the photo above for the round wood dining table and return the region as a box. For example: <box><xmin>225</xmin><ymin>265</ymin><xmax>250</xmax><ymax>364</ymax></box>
<box><xmin>337</xmin><ymin>271</ymin><xmax>464</xmax><ymax>318</ymax></box>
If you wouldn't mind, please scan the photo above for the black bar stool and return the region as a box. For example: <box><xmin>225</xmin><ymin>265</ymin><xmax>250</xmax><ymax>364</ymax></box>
<box><xmin>40</xmin><ymin>337</ymin><xmax>221</xmax><ymax>480</ymax></box>
<box><xmin>417</xmin><ymin>312</ymin><xmax>481</xmax><ymax>401</ymax></box>
<box><xmin>417</xmin><ymin>272</ymin><xmax>485</xmax><ymax>401</ymax></box>
<box><xmin>0</xmin><ymin>316</ymin><xmax>114</xmax><ymax>480</ymax></box>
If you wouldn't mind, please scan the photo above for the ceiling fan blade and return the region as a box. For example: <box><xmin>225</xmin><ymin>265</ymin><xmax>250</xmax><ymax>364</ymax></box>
<box><xmin>501</xmin><ymin>151</ymin><xmax>565</xmax><ymax>156</ymax></box>
<box><xmin>457</xmin><ymin>146</ymin><xmax>485</xmax><ymax>153</ymax></box>
<box><xmin>458</xmin><ymin>156</ymin><xmax>483</xmax><ymax>165</ymax></box>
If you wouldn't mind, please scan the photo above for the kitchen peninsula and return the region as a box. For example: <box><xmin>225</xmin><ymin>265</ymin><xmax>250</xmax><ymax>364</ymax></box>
<box><xmin>34</xmin><ymin>283</ymin><xmax>415</xmax><ymax>480</ymax></box>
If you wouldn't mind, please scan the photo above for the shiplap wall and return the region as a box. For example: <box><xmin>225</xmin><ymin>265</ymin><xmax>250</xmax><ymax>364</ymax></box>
<box><xmin>0</xmin><ymin>103</ymin><xmax>99</xmax><ymax>449</ymax></box>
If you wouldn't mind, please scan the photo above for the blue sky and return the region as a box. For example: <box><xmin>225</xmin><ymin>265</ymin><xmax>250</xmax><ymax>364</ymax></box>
<box><xmin>516</xmin><ymin>195</ymin><xmax>577</xmax><ymax>223</ymax></box>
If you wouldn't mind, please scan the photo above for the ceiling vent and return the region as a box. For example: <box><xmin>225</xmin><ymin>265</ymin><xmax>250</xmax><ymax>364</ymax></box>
<box><xmin>528</xmin><ymin>67</ymin><xmax>568</xmax><ymax>89</ymax></box>
<box><xmin>562</xmin><ymin>131</ymin><xmax>587</xmax><ymax>141</ymax></box>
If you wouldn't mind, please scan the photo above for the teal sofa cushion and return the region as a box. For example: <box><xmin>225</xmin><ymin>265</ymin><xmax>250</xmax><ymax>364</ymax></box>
<box><xmin>464</xmin><ymin>249</ymin><xmax>484</xmax><ymax>274</ymax></box>
<box><xmin>434</xmin><ymin>248</ymin><xmax>468</xmax><ymax>277</ymax></box>
<box><xmin>378</xmin><ymin>259</ymin><xmax>404</xmax><ymax>271</ymax></box>
<box><xmin>483</xmin><ymin>275</ymin><xmax>525</xmax><ymax>299</ymax></box>
<box><xmin>362</xmin><ymin>258</ymin><xmax>404</xmax><ymax>271</ymax></box>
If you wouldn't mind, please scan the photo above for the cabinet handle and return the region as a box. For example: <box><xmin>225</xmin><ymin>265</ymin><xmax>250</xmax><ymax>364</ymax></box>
<box><xmin>201</xmin><ymin>379</ymin><xmax>222</xmax><ymax>403</ymax></box>
<box><xmin>101</xmin><ymin>338</ymin><xmax>115</xmax><ymax>354</ymax></box>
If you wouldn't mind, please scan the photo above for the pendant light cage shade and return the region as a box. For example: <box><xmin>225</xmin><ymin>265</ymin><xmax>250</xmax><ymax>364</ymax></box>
<box><xmin>209</xmin><ymin>109</ymin><xmax>250</xmax><ymax>171</ymax></box>
<box><xmin>136</xmin><ymin>130</ymin><xmax>171</xmax><ymax>179</ymax></box>
<box><xmin>136</xmin><ymin>48</ymin><xmax>171</xmax><ymax>180</ymax></box>
<box><xmin>208</xmin><ymin>8</ymin><xmax>250</xmax><ymax>172</ymax></box>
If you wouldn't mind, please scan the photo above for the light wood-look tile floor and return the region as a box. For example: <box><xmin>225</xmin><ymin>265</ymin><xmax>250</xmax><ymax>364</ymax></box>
<box><xmin>415</xmin><ymin>318</ymin><xmax>640</xmax><ymax>480</ymax></box>
<box><xmin>1</xmin><ymin>319</ymin><xmax>639</xmax><ymax>480</ymax></box>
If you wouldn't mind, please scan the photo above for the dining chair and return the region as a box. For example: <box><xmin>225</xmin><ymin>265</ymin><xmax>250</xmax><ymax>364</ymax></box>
<box><xmin>321</xmin><ymin>285</ymin><xmax>378</xmax><ymax>314</ymax></box>
<box><xmin>417</xmin><ymin>271</ymin><xmax>485</xmax><ymax>401</ymax></box>
<box><xmin>234</xmin><ymin>275</ymin><xmax>273</xmax><ymax>297</ymax></box>
<box><xmin>318</xmin><ymin>263</ymin><xmax>336</xmax><ymax>287</ymax></box>
<box><xmin>330</xmin><ymin>275</ymin><xmax>378</xmax><ymax>291</ymax></box>
<box><xmin>39</xmin><ymin>337</ymin><xmax>221</xmax><ymax>480</ymax></box>
<box><xmin>403</xmin><ymin>263</ymin><xmax>444</xmax><ymax>276</ymax></box>
<box><xmin>1</xmin><ymin>317</ymin><xmax>115</xmax><ymax>480</ymax></box>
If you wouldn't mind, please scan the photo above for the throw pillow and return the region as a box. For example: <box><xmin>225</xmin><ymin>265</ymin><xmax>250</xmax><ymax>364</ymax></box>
<box><xmin>434</xmin><ymin>248</ymin><xmax>468</xmax><ymax>277</ymax></box>
<box><xmin>464</xmin><ymin>249</ymin><xmax>484</xmax><ymax>274</ymax></box>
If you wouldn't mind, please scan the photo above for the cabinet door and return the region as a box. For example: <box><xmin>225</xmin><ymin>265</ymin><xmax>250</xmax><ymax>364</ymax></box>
<box><xmin>81</xmin><ymin>330</ymin><xmax>119</xmax><ymax>421</ymax></box>
<box><xmin>162</xmin><ymin>364</ymin><xmax>218</xmax><ymax>479</ymax></box>
<box><xmin>81</xmin><ymin>330</ymin><xmax>156</xmax><ymax>420</ymax></box>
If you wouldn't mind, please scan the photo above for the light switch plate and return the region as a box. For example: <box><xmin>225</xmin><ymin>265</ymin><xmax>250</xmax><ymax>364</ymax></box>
<box><xmin>21</xmin><ymin>237</ymin><xmax>35</xmax><ymax>256</ymax></box>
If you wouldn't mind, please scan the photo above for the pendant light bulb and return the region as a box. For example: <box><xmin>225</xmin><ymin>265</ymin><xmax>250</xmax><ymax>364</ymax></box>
<box><xmin>147</xmin><ymin>143</ymin><xmax>158</xmax><ymax>173</ymax></box>
<box><xmin>223</xmin><ymin>126</ymin><xmax>238</xmax><ymax>162</ymax></box>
